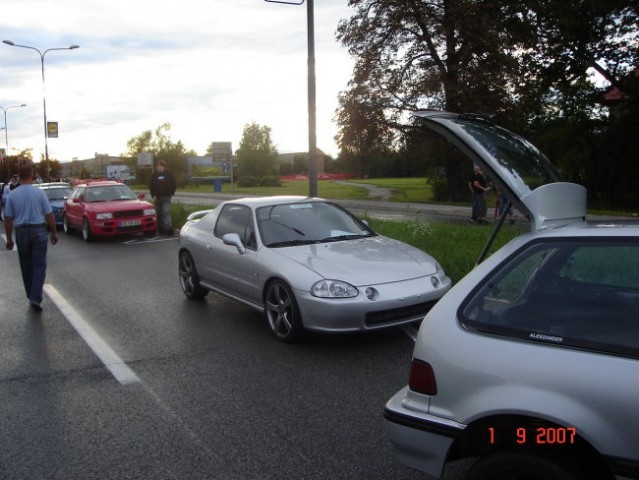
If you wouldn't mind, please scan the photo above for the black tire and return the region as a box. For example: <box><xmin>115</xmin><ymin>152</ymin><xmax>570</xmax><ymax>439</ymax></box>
<box><xmin>264</xmin><ymin>279</ymin><xmax>304</xmax><ymax>342</ymax></box>
<box><xmin>466</xmin><ymin>452</ymin><xmax>581</xmax><ymax>480</ymax></box>
<box><xmin>178</xmin><ymin>251</ymin><xmax>208</xmax><ymax>300</ymax></box>
<box><xmin>62</xmin><ymin>214</ymin><xmax>72</xmax><ymax>235</ymax></box>
<box><xmin>82</xmin><ymin>217</ymin><xmax>93</xmax><ymax>242</ymax></box>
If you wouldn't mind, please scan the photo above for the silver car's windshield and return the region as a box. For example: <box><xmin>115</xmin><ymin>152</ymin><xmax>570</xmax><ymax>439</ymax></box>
<box><xmin>257</xmin><ymin>201</ymin><xmax>375</xmax><ymax>247</ymax></box>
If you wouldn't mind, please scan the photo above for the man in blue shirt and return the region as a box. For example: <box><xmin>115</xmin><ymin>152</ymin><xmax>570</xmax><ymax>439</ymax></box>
<box><xmin>4</xmin><ymin>164</ymin><xmax>58</xmax><ymax>312</ymax></box>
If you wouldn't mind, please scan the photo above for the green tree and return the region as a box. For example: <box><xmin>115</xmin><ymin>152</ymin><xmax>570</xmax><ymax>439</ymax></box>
<box><xmin>235</xmin><ymin>122</ymin><xmax>278</xmax><ymax>181</ymax></box>
<box><xmin>1</xmin><ymin>148</ymin><xmax>32</xmax><ymax>179</ymax></box>
<box><xmin>336</xmin><ymin>0</ymin><xmax>638</xmax><ymax>202</ymax></box>
<box><xmin>125</xmin><ymin>123</ymin><xmax>196</xmax><ymax>185</ymax></box>
<box><xmin>36</xmin><ymin>158</ymin><xmax>61</xmax><ymax>181</ymax></box>
<box><xmin>336</xmin><ymin>0</ymin><xmax>529</xmax><ymax>198</ymax></box>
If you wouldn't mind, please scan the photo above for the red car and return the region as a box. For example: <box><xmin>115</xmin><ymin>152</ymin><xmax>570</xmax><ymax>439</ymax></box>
<box><xmin>63</xmin><ymin>181</ymin><xmax>157</xmax><ymax>241</ymax></box>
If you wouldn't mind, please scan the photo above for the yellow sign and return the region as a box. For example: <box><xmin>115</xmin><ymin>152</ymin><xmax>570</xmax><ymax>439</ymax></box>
<box><xmin>47</xmin><ymin>122</ymin><xmax>59</xmax><ymax>138</ymax></box>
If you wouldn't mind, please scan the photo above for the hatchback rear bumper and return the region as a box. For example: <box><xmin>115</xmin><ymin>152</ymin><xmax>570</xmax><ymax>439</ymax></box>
<box><xmin>384</xmin><ymin>387</ymin><xmax>464</xmax><ymax>478</ymax></box>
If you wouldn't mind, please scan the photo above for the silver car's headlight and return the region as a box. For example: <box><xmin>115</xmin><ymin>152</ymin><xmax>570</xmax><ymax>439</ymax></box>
<box><xmin>431</xmin><ymin>262</ymin><xmax>447</xmax><ymax>288</ymax></box>
<box><xmin>95</xmin><ymin>212</ymin><xmax>113</xmax><ymax>220</ymax></box>
<box><xmin>311</xmin><ymin>280</ymin><xmax>358</xmax><ymax>298</ymax></box>
<box><xmin>436</xmin><ymin>262</ymin><xmax>447</xmax><ymax>280</ymax></box>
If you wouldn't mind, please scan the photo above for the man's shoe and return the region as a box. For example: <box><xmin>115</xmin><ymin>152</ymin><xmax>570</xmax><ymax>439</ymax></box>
<box><xmin>30</xmin><ymin>302</ymin><xmax>43</xmax><ymax>312</ymax></box>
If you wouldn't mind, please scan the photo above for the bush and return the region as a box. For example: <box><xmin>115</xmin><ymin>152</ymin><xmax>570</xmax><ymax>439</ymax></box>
<box><xmin>237</xmin><ymin>175</ymin><xmax>281</xmax><ymax>187</ymax></box>
<box><xmin>260</xmin><ymin>176</ymin><xmax>282</xmax><ymax>187</ymax></box>
<box><xmin>237</xmin><ymin>175</ymin><xmax>260</xmax><ymax>187</ymax></box>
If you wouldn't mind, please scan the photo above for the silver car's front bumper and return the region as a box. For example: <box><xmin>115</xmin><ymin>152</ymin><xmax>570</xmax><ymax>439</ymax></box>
<box><xmin>384</xmin><ymin>386</ymin><xmax>464</xmax><ymax>478</ymax></box>
<box><xmin>293</xmin><ymin>275</ymin><xmax>451</xmax><ymax>333</ymax></box>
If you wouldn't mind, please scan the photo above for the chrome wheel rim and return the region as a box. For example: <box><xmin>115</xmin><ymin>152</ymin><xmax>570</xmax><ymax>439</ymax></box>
<box><xmin>179</xmin><ymin>253</ymin><xmax>195</xmax><ymax>295</ymax></box>
<box><xmin>265</xmin><ymin>283</ymin><xmax>293</xmax><ymax>338</ymax></box>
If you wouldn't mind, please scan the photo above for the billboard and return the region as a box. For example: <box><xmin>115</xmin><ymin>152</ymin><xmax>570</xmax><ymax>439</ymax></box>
<box><xmin>107</xmin><ymin>165</ymin><xmax>133</xmax><ymax>181</ymax></box>
<box><xmin>137</xmin><ymin>152</ymin><xmax>153</xmax><ymax>168</ymax></box>
<box><xmin>211</xmin><ymin>142</ymin><xmax>232</xmax><ymax>160</ymax></box>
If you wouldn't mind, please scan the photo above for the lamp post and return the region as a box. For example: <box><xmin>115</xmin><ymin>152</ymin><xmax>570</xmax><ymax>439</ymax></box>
<box><xmin>264</xmin><ymin>0</ymin><xmax>317</xmax><ymax>197</ymax></box>
<box><xmin>1</xmin><ymin>103</ymin><xmax>27</xmax><ymax>174</ymax></box>
<box><xmin>3</xmin><ymin>40</ymin><xmax>79</xmax><ymax>181</ymax></box>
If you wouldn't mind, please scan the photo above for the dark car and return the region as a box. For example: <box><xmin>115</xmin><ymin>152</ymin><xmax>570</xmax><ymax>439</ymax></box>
<box><xmin>35</xmin><ymin>182</ymin><xmax>73</xmax><ymax>227</ymax></box>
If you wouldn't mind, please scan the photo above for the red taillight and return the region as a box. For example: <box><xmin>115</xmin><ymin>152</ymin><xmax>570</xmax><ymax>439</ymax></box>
<box><xmin>408</xmin><ymin>358</ymin><xmax>437</xmax><ymax>395</ymax></box>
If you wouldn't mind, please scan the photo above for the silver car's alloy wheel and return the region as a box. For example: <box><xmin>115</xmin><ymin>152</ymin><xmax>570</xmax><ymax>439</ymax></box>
<box><xmin>265</xmin><ymin>280</ymin><xmax>303</xmax><ymax>342</ymax></box>
<box><xmin>82</xmin><ymin>218</ymin><xmax>93</xmax><ymax>242</ymax></box>
<box><xmin>178</xmin><ymin>251</ymin><xmax>208</xmax><ymax>300</ymax></box>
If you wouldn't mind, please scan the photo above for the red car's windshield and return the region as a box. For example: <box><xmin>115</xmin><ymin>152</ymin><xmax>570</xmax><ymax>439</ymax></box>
<box><xmin>86</xmin><ymin>185</ymin><xmax>137</xmax><ymax>202</ymax></box>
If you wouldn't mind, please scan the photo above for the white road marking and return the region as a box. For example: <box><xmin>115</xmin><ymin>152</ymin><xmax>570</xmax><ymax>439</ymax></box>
<box><xmin>123</xmin><ymin>236</ymin><xmax>177</xmax><ymax>245</ymax></box>
<box><xmin>43</xmin><ymin>284</ymin><xmax>141</xmax><ymax>385</ymax></box>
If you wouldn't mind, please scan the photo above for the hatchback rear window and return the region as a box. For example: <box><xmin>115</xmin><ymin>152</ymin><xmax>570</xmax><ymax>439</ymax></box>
<box><xmin>460</xmin><ymin>239</ymin><xmax>639</xmax><ymax>359</ymax></box>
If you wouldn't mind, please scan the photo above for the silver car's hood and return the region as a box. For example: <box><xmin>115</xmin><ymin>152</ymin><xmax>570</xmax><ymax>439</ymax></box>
<box><xmin>272</xmin><ymin>236</ymin><xmax>438</xmax><ymax>285</ymax></box>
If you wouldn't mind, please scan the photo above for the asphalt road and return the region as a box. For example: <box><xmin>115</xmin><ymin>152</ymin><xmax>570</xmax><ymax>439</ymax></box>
<box><xmin>0</xmin><ymin>230</ymin><xmax>471</xmax><ymax>480</ymax></box>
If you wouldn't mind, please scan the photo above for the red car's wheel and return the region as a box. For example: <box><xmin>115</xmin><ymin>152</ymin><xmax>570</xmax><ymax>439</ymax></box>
<box><xmin>62</xmin><ymin>214</ymin><xmax>73</xmax><ymax>235</ymax></box>
<box><xmin>82</xmin><ymin>217</ymin><xmax>93</xmax><ymax>242</ymax></box>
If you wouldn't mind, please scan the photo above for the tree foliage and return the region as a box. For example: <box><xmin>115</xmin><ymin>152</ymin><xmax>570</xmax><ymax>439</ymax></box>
<box><xmin>125</xmin><ymin>122</ymin><xmax>195</xmax><ymax>185</ymax></box>
<box><xmin>336</xmin><ymin>0</ymin><xmax>639</xmax><ymax>205</ymax></box>
<box><xmin>235</xmin><ymin>122</ymin><xmax>278</xmax><ymax>180</ymax></box>
<box><xmin>0</xmin><ymin>149</ymin><xmax>33</xmax><ymax>180</ymax></box>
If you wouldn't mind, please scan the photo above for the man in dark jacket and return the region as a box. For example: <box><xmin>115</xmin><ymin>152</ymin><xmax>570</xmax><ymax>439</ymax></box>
<box><xmin>149</xmin><ymin>160</ymin><xmax>177</xmax><ymax>236</ymax></box>
<box><xmin>470</xmin><ymin>165</ymin><xmax>490</xmax><ymax>225</ymax></box>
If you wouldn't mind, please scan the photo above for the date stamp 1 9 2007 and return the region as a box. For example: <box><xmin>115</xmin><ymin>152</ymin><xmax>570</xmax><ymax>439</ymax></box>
<box><xmin>488</xmin><ymin>426</ymin><xmax>577</xmax><ymax>446</ymax></box>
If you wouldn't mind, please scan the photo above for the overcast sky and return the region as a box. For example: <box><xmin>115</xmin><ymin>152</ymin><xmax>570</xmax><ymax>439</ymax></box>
<box><xmin>0</xmin><ymin>0</ymin><xmax>355</xmax><ymax>163</ymax></box>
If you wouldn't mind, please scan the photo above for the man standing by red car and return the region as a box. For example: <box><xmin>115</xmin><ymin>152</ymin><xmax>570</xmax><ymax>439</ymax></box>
<box><xmin>149</xmin><ymin>160</ymin><xmax>177</xmax><ymax>236</ymax></box>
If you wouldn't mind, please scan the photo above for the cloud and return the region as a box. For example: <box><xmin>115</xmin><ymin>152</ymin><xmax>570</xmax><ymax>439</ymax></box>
<box><xmin>0</xmin><ymin>0</ymin><xmax>353</xmax><ymax>162</ymax></box>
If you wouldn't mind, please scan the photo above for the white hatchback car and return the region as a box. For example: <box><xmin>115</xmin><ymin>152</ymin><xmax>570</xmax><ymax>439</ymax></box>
<box><xmin>384</xmin><ymin>112</ymin><xmax>639</xmax><ymax>480</ymax></box>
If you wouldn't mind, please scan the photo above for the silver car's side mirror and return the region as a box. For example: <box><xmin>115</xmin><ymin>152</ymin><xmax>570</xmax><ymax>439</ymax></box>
<box><xmin>222</xmin><ymin>233</ymin><xmax>246</xmax><ymax>254</ymax></box>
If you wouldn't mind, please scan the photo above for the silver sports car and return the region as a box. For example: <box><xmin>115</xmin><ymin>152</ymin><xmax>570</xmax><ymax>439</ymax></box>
<box><xmin>178</xmin><ymin>196</ymin><xmax>451</xmax><ymax>341</ymax></box>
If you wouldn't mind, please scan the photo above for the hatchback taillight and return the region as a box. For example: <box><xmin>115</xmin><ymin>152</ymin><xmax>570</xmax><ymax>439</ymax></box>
<box><xmin>408</xmin><ymin>358</ymin><xmax>437</xmax><ymax>395</ymax></box>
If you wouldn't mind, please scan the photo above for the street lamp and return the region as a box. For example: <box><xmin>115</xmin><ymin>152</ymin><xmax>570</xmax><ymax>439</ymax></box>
<box><xmin>264</xmin><ymin>0</ymin><xmax>318</xmax><ymax>197</ymax></box>
<box><xmin>3</xmin><ymin>39</ymin><xmax>79</xmax><ymax>181</ymax></box>
<box><xmin>1</xmin><ymin>103</ymin><xmax>27</xmax><ymax>174</ymax></box>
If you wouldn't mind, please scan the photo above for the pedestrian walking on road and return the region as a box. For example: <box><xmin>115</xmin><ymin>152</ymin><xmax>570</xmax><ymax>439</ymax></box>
<box><xmin>4</xmin><ymin>164</ymin><xmax>58</xmax><ymax>312</ymax></box>
<box><xmin>149</xmin><ymin>160</ymin><xmax>177</xmax><ymax>236</ymax></box>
